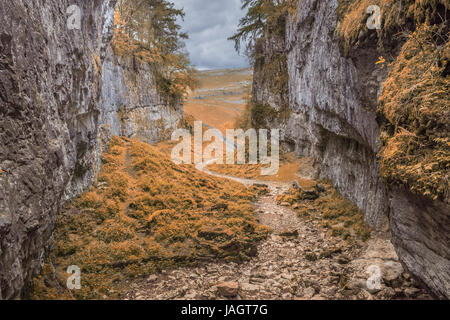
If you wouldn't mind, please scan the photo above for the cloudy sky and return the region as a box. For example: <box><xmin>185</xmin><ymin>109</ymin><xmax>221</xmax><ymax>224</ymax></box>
<box><xmin>172</xmin><ymin>0</ymin><xmax>249</xmax><ymax>70</ymax></box>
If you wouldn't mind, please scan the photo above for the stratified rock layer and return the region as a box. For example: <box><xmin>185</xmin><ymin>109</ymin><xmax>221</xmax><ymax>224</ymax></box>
<box><xmin>101</xmin><ymin>46</ymin><xmax>182</xmax><ymax>144</ymax></box>
<box><xmin>284</xmin><ymin>0</ymin><xmax>389</xmax><ymax>228</ymax></box>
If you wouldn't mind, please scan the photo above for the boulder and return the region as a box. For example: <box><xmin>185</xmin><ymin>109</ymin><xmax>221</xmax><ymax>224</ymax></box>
<box><xmin>217</xmin><ymin>282</ymin><xmax>239</xmax><ymax>297</ymax></box>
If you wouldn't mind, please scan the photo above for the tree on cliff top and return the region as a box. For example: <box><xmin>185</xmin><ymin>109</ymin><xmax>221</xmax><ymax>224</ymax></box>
<box><xmin>228</xmin><ymin>0</ymin><xmax>296</xmax><ymax>55</ymax></box>
<box><xmin>113</xmin><ymin>0</ymin><xmax>197</xmax><ymax>104</ymax></box>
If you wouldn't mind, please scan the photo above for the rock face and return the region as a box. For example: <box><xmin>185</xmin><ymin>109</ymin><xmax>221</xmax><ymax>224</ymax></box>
<box><xmin>388</xmin><ymin>189</ymin><xmax>449</xmax><ymax>298</ymax></box>
<box><xmin>252</xmin><ymin>34</ymin><xmax>288</xmax><ymax>114</ymax></box>
<box><xmin>0</xmin><ymin>0</ymin><xmax>181</xmax><ymax>299</ymax></box>
<box><xmin>217</xmin><ymin>281</ymin><xmax>239</xmax><ymax>298</ymax></box>
<box><xmin>284</xmin><ymin>0</ymin><xmax>389</xmax><ymax>230</ymax></box>
<box><xmin>101</xmin><ymin>46</ymin><xmax>182</xmax><ymax>145</ymax></box>
<box><xmin>250</xmin><ymin>0</ymin><xmax>449</xmax><ymax>297</ymax></box>
<box><xmin>250</xmin><ymin>32</ymin><xmax>293</xmax><ymax>151</ymax></box>
<box><xmin>0</xmin><ymin>0</ymin><xmax>116</xmax><ymax>300</ymax></box>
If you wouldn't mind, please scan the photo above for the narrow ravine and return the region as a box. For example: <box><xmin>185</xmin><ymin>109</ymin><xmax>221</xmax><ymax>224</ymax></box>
<box><xmin>2</xmin><ymin>0</ymin><xmax>447</xmax><ymax>302</ymax></box>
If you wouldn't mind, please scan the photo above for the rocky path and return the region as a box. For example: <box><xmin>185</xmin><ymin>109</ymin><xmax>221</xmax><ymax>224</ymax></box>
<box><xmin>123</xmin><ymin>163</ymin><xmax>432</xmax><ymax>300</ymax></box>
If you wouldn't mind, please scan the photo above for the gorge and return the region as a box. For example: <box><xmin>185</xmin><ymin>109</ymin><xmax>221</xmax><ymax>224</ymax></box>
<box><xmin>0</xmin><ymin>0</ymin><xmax>448</xmax><ymax>300</ymax></box>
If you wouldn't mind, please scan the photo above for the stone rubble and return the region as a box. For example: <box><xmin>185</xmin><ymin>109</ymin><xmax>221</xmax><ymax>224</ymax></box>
<box><xmin>124</xmin><ymin>182</ymin><xmax>432</xmax><ymax>300</ymax></box>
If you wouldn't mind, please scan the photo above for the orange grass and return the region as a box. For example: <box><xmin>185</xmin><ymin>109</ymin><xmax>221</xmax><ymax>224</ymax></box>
<box><xmin>337</xmin><ymin>0</ymin><xmax>449</xmax><ymax>54</ymax></box>
<box><xmin>32</xmin><ymin>136</ymin><xmax>269</xmax><ymax>299</ymax></box>
<box><xmin>377</xmin><ymin>25</ymin><xmax>449</xmax><ymax>201</ymax></box>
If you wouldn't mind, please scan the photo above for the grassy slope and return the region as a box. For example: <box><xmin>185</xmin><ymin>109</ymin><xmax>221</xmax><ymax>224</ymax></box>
<box><xmin>32</xmin><ymin>136</ymin><xmax>269</xmax><ymax>299</ymax></box>
<box><xmin>277</xmin><ymin>185</ymin><xmax>372</xmax><ymax>243</ymax></box>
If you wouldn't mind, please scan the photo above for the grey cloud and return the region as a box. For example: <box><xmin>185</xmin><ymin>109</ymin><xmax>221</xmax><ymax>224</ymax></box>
<box><xmin>172</xmin><ymin>0</ymin><xmax>249</xmax><ymax>70</ymax></box>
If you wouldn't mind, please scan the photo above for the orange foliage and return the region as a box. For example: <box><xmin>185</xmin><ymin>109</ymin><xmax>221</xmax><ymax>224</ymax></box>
<box><xmin>35</xmin><ymin>136</ymin><xmax>269</xmax><ymax>299</ymax></box>
<box><xmin>378</xmin><ymin>25</ymin><xmax>449</xmax><ymax>201</ymax></box>
<box><xmin>112</xmin><ymin>5</ymin><xmax>198</xmax><ymax>103</ymax></box>
<box><xmin>337</xmin><ymin>0</ymin><xmax>449</xmax><ymax>54</ymax></box>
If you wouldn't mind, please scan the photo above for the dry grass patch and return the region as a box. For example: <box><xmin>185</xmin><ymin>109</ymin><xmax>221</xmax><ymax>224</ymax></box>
<box><xmin>32</xmin><ymin>136</ymin><xmax>269</xmax><ymax>299</ymax></box>
<box><xmin>278</xmin><ymin>183</ymin><xmax>371</xmax><ymax>243</ymax></box>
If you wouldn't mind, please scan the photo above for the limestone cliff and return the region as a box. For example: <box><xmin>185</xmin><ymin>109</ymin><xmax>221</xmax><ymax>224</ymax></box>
<box><xmin>101</xmin><ymin>46</ymin><xmax>182</xmax><ymax>145</ymax></box>
<box><xmin>0</xmin><ymin>0</ymin><xmax>181</xmax><ymax>299</ymax></box>
<box><xmin>250</xmin><ymin>28</ymin><xmax>293</xmax><ymax>152</ymax></box>
<box><xmin>285</xmin><ymin>0</ymin><xmax>389</xmax><ymax>229</ymax></box>
<box><xmin>251</xmin><ymin>0</ymin><xmax>449</xmax><ymax>298</ymax></box>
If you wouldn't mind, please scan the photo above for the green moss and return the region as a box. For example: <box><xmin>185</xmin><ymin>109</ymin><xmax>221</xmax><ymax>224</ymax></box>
<box><xmin>253</xmin><ymin>37</ymin><xmax>290</xmax><ymax>103</ymax></box>
<box><xmin>73</xmin><ymin>162</ymin><xmax>88</xmax><ymax>178</ymax></box>
<box><xmin>250</xmin><ymin>103</ymin><xmax>279</xmax><ymax>128</ymax></box>
<box><xmin>153</xmin><ymin>68</ymin><xmax>183</xmax><ymax>107</ymax></box>
<box><xmin>245</xmin><ymin>34</ymin><xmax>291</xmax><ymax>130</ymax></box>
